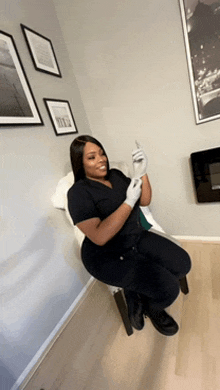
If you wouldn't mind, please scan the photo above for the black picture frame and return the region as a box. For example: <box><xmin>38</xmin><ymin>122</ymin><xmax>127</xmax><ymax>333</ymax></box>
<box><xmin>43</xmin><ymin>98</ymin><xmax>78</xmax><ymax>136</ymax></box>
<box><xmin>0</xmin><ymin>30</ymin><xmax>43</xmax><ymax>126</ymax></box>
<box><xmin>179</xmin><ymin>0</ymin><xmax>220</xmax><ymax>124</ymax></box>
<box><xmin>190</xmin><ymin>146</ymin><xmax>220</xmax><ymax>203</ymax></box>
<box><xmin>21</xmin><ymin>24</ymin><xmax>62</xmax><ymax>77</ymax></box>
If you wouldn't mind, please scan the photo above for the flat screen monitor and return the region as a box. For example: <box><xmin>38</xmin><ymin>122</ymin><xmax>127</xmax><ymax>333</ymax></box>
<box><xmin>190</xmin><ymin>147</ymin><xmax>220</xmax><ymax>203</ymax></box>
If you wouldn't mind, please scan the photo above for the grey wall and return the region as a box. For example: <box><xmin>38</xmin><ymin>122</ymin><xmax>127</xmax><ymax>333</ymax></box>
<box><xmin>0</xmin><ymin>0</ymin><xmax>92</xmax><ymax>388</ymax></box>
<box><xmin>54</xmin><ymin>0</ymin><xmax>220</xmax><ymax>237</ymax></box>
<box><xmin>1</xmin><ymin>0</ymin><xmax>219</xmax><ymax>388</ymax></box>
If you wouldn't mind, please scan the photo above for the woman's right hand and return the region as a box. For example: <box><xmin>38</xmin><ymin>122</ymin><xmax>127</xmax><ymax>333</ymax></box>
<box><xmin>124</xmin><ymin>178</ymin><xmax>142</xmax><ymax>208</ymax></box>
<box><xmin>132</xmin><ymin>146</ymin><xmax>148</xmax><ymax>179</ymax></box>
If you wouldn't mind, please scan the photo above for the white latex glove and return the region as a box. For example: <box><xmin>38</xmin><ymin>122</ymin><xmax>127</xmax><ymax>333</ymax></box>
<box><xmin>124</xmin><ymin>178</ymin><xmax>142</xmax><ymax>208</ymax></box>
<box><xmin>132</xmin><ymin>141</ymin><xmax>148</xmax><ymax>179</ymax></box>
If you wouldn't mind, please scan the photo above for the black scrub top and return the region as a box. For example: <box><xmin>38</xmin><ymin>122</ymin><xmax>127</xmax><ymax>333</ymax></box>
<box><xmin>67</xmin><ymin>169</ymin><xmax>146</xmax><ymax>253</ymax></box>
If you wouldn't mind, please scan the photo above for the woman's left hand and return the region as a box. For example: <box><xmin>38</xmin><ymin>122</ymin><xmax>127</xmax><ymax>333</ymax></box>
<box><xmin>132</xmin><ymin>147</ymin><xmax>148</xmax><ymax>179</ymax></box>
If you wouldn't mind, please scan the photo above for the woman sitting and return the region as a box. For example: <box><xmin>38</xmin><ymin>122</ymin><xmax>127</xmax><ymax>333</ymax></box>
<box><xmin>67</xmin><ymin>135</ymin><xmax>191</xmax><ymax>335</ymax></box>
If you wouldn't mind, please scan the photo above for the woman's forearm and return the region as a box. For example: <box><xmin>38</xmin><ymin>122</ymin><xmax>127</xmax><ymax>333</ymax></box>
<box><xmin>139</xmin><ymin>174</ymin><xmax>152</xmax><ymax>206</ymax></box>
<box><xmin>94</xmin><ymin>202</ymin><xmax>133</xmax><ymax>245</ymax></box>
<box><xmin>77</xmin><ymin>202</ymin><xmax>133</xmax><ymax>246</ymax></box>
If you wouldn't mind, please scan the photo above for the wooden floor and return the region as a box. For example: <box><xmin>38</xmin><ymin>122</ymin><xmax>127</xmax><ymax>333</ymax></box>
<box><xmin>23</xmin><ymin>241</ymin><xmax>220</xmax><ymax>390</ymax></box>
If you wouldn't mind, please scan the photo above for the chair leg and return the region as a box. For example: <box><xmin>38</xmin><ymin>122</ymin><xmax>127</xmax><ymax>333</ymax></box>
<box><xmin>113</xmin><ymin>290</ymin><xmax>134</xmax><ymax>336</ymax></box>
<box><xmin>180</xmin><ymin>276</ymin><xmax>189</xmax><ymax>295</ymax></box>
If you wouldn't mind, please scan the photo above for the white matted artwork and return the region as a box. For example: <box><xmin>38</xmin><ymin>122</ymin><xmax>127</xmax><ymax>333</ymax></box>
<box><xmin>21</xmin><ymin>24</ymin><xmax>61</xmax><ymax>77</ymax></box>
<box><xmin>0</xmin><ymin>30</ymin><xmax>43</xmax><ymax>126</ymax></box>
<box><xmin>43</xmin><ymin>98</ymin><xmax>78</xmax><ymax>136</ymax></box>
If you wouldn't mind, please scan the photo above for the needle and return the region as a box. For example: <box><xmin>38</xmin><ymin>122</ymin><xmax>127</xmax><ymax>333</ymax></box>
<box><xmin>135</xmin><ymin>140</ymin><xmax>141</xmax><ymax>149</ymax></box>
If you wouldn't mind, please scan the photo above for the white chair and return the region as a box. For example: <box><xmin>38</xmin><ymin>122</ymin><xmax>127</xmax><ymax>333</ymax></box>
<box><xmin>52</xmin><ymin>162</ymin><xmax>189</xmax><ymax>336</ymax></box>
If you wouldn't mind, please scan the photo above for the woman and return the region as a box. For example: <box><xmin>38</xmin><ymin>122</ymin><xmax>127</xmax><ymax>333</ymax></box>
<box><xmin>67</xmin><ymin>135</ymin><xmax>191</xmax><ymax>335</ymax></box>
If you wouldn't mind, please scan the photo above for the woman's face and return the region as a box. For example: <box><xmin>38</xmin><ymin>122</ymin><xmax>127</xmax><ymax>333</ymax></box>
<box><xmin>83</xmin><ymin>142</ymin><xmax>108</xmax><ymax>180</ymax></box>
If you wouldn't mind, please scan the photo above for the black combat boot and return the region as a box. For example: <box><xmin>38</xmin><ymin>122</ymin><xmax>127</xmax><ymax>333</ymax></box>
<box><xmin>124</xmin><ymin>290</ymin><xmax>145</xmax><ymax>331</ymax></box>
<box><xmin>144</xmin><ymin>306</ymin><xmax>179</xmax><ymax>336</ymax></box>
<box><xmin>139</xmin><ymin>294</ymin><xmax>179</xmax><ymax>336</ymax></box>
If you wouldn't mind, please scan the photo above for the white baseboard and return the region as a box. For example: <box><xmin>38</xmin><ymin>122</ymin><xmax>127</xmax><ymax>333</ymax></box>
<box><xmin>11</xmin><ymin>277</ymin><xmax>96</xmax><ymax>390</ymax></box>
<box><xmin>173</xmin><ymin>235</ymin><xmax>220</xmax><ymax>243</ymax></box>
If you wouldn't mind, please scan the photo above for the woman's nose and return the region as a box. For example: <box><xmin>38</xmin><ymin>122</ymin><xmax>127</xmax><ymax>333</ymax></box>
<box><xmin>99</xmin><ymin>155</ymin><xmax>106</xmax><ymax>162</ymax></box>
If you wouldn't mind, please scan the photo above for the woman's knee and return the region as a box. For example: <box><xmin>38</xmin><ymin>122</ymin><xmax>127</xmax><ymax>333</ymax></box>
<box><xmin>153</xmin><ymin>280</ymin><xmax>180</xmax><ymax>309</ymax></box>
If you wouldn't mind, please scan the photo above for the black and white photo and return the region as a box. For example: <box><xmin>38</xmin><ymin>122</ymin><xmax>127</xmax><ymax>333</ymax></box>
<box><xmin>43</xmin><ymin>98</ymin><xmax>78</xmax><ymax>136</ymax></box>
<box><xmin>179</xmin><ymin>0</ymin><xmax>220</xmax><ymax>124</ymax></box>
<box><xmin>0</xmin><ymin>30</ymin><xmax>43</xmax><ymax>126</ymax></box>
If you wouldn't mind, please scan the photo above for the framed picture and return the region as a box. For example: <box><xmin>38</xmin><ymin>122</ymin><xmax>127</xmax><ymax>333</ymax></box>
<box><xmin>21</xmin><ymin>24</ymin><xmax>62</xmax><ymax>77</ymax></box>
<box><xmin>0</xmin><ymin>30</ymin><xmax>43</xmax><ymax>126</ymax></box>
<box><xmin>43</xmin><ymin>98</ymin><xmax>78</xmax><ymax>136</ymax></box>
<box><xmin>179</xmin><ymin>0</ymin><xmax>220</xmax><ymax>124</ymax></box>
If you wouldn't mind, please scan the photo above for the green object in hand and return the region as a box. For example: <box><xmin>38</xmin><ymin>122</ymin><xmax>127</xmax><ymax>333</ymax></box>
<box><xmin>139</xmin><ymin>209</ymin><xmax>152</xmax><ymax>231</ymax></box>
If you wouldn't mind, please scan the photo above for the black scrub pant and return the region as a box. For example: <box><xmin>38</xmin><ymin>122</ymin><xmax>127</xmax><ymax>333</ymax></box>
<box><xmin>82</xmin><ymin>230</ymin><xmax>191</xmax><ymax>311</ymax></box>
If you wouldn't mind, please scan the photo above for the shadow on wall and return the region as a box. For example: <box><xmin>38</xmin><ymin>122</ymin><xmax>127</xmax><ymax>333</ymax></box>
<box><xmin>1</xmin><ymin>211</ymin><xmax>90</xmax><ymax>389</ymax></box>
<box><xmin>0</xmin><ymin>362</ymin><xmax>16</xmax><ymax>390</ymax></box>
<box><xmin>1</xmin><ymin>217</ymin><xmax>56</xmax><ymax>377</ymax></box>
<box><xmin>56</xmin><ymin>209</ymin><xmax>91</xmax><ymax>286</ymax></box>
<box><xmin>2</xmin><ymin>217</ymin><xmax>56</xmax><ymax>302</ymax></box>
<box><xmin>179</xmin><ymin>156</ymin><xmax>195</xmax><ymax>206</ymax></box>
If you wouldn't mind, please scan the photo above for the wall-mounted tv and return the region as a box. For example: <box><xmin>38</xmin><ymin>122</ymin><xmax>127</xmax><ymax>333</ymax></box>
<box><xmin>190</xmin><ymin>147</ymin><xmax>220</xmax><ymax>203</ymax></box>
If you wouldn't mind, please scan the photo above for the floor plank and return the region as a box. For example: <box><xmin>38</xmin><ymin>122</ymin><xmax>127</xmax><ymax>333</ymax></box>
<box><xmin>23</xmin><ymin>241</ymin><xmax>220</xmax><ymax>390</ymax></box>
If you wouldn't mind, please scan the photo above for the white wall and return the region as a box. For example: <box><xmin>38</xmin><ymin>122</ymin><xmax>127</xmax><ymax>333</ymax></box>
<box><xmin>0</xmin><ymin>0</ymin><xmax>92</xmax><ymax>388</ymax></box>
<box><xmin>54</xmin><ymin>0</ymin><xmax>220</xmax><ymax>237</ymax></box>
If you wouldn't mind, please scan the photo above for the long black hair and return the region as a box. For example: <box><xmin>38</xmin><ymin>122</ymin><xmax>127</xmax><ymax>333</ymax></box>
<box><xmin>70</xmin><ymin>135</ymin><xmax>110</xmax><ymax>182</ymax></box>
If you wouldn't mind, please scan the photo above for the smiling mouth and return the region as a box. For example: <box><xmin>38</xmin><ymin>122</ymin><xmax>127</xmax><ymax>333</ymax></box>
<box><xmin>99</xmin><ymin>165</ymin><xmax>107</xmax><ymax>170</ymax></box>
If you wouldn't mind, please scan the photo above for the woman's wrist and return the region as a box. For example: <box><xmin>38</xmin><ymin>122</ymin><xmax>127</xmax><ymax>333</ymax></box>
<box><xmin>124</xmin><ymin>199</ymin><xmax>134</xmax><ymax>209</ymax></box>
